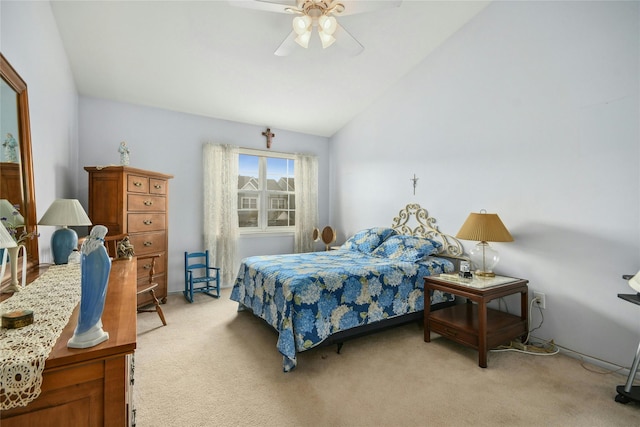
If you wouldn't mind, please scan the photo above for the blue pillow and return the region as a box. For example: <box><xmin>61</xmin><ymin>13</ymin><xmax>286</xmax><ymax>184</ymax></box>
<box><xmin>342</xmin><ymin>227</ymin><xmax>398</xmax><ymax>253</ymax></box>
<box><xmin>370</xmin><ymin>235</ymin><xmax>442</xmax><ymax>262</ymax></box>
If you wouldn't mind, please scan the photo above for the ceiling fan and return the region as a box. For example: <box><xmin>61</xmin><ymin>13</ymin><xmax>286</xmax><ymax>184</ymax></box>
<box><xmin>229</xmin><ymin>0</ymin><xmax>402</xmax><ymax>56</ymax></box>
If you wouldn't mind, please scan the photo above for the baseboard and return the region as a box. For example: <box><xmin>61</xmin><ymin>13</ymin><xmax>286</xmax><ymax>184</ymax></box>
<box><xmin>541</xmin><ymin>339</ymin><xmax>640</xmax><ymax>381</ymax></box>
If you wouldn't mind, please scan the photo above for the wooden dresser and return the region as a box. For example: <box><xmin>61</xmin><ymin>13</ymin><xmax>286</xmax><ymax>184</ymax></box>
<box><xmin>0</xmin><ymin>162</ymin><xmax>23</xmax><ymax>212</ymax></box>
<box><xmin>0</xmin><ymin>259</ymin><xmax>137</xmax><ymax>426</ymax></box>
<box><xmin>85</xmin><ymin>166</ymin><xmax>173</xmax><ymax>306</ymax></box>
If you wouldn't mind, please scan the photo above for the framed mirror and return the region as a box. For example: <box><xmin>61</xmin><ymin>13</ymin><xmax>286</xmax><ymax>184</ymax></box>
<box><xmin>1</xmin><ymin>53</ymin><xmax>39</xmax><ymax>284</ymax></box>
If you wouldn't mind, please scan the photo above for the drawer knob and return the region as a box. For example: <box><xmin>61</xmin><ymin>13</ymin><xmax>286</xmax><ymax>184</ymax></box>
<box><xmin>143</xmin><ymin>264</ymin><xmax>152</xmax><ymax>270</ymax></box>
<box><xmin>143</xmin><ymin>219</ymin><xmax>153</xmax><ymax>225</ymax></box>
<box><xmin>144</xmin><ymin>200</ymin><xmax>153</xmax><ymax>206</ymax></box>
<box><xmin>134</xmin><ymin>181</ymin><xmax>143</xmax><ymax>187</ymax></box>
<box><xmin>144</xmin><ymin>241</ymin><xmax>152</xmax><ymax>247</ymax></box>
<box><xmin>154</xmin><ymin>184</ymin><xmax>162</xmax><ymax>189</ymax></box>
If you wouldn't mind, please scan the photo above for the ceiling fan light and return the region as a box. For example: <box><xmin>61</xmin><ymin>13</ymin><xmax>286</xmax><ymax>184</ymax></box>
<box><xmin>319</xmin><ymin>31</ymin><xmax>336</xmax><ymax>49</ymax></box>
<box><xmin>293</xmin><ymin>15</ymin><xmax>312</xmax><ymax>35</ymax></box>
<box><xmin>318</xmin><ymin>15</ymin><xmax>337</xmax><ymax>35</ymax></box>
<box><xmin>295</xmin><ymin>31</ymin><xmax>311</xmax><ymax>48</ymax></box>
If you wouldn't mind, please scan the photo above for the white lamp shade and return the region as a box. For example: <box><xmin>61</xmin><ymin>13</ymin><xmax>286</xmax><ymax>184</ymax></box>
<box><xmin>293</xmin><ymin>15</ymin><xmax>311</xmax><ymax>35</ymax></box>
<box><xmin>319</xmin><ymin>31</ymin><xmax>336</xmax><ymax>49</ymax></box>
<box><xmin>318</xmin><ymin>16</ymin><xmax>337</xmax><ymax>35</ymax></box>
<box><xmin>38</xmin><ymin>199</ymin><xmax>92</xmax><ymax>227</ymax></box>
<box><xmin>0</xmin><ymin>199</ymin><xmax>24</xmax><ymax>226</ymax></box>
<box><xmin>0</xmin><ymin>223</ymin><xmax>17</xmax><ymax>249</ymax></box>
<box><xmin>295</xmin><ymin>31</ymin><xmax>311</xmax><ymax>48</ymax></box>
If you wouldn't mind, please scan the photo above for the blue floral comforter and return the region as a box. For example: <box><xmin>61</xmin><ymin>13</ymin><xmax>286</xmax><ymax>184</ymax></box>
<box><xmin>230</xmin><ymin>249</ymin><xmax>454</xmax><ymax>372</ymax></box>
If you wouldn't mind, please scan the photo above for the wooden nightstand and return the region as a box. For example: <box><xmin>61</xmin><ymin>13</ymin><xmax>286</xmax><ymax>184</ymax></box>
<box><xmin>424</xmin><ymin>274</ymin><xmax>529</xmax><ymax>368</ymax></box>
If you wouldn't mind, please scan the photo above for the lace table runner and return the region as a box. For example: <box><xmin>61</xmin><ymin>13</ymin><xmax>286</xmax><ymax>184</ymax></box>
<box><xmin>0</xmin><ymin>264</ymin><xmax>81</xmax><ymax>410</ymax></box>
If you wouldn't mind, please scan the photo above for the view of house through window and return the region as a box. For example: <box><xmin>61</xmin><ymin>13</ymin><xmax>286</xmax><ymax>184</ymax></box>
<box><xmin>238</xmin><ymin>152</ymin><xmax>295</xmax><ymax>231</ymax></box>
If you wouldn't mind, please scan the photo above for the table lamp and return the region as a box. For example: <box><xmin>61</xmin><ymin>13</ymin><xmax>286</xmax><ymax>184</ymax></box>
<box><xmin>38</xmin><ymin>199</ymin><xmax>92</xmax><ymax>264</ymax></box>
<box><xmin>456</xmin><ymin>210</ymin><xmax>513</xmax><ymax>277</ymax></box>
<box><xmin>0</xmin><ymin>199</ymin><xmax>24</xmax><ymax>227</ymax></box>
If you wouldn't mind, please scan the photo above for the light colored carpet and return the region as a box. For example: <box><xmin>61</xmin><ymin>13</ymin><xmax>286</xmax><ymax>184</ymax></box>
<box><xmin>134</xmin><ymin>289</ymin><xmax>639</xmax><ymax>426</ymax></box>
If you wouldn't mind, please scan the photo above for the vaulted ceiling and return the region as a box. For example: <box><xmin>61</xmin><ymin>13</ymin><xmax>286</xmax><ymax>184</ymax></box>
<box><xmin>51</xmin><ymin>0</ymin><xmax>490</xmax><ymax>137</ymax></box>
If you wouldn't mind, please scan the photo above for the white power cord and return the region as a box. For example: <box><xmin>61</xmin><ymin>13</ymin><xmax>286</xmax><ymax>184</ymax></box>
<box><xmin>491</xmin><ymin>296</ymin><xmax>559</xmax><ymax>356</ymax></box>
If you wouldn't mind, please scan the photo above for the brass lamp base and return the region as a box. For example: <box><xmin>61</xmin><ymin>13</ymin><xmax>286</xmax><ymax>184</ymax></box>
<box><xmin>475</xmin><ymin>271</ymin><xmax>496</xmax><ymax>278</ymax></box>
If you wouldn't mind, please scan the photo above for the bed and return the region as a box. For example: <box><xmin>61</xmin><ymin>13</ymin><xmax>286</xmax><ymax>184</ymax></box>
<box><xmin>230</xmin><ymin>203</ymin><xmax>465</xmax><ymax>371</ymax></box>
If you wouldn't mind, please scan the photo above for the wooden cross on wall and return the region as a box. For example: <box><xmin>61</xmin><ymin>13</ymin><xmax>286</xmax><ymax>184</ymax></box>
<box><xmin>262</xmin><ymin>128</ymin><xmax>275</xmax><ymax>149</ymax></box>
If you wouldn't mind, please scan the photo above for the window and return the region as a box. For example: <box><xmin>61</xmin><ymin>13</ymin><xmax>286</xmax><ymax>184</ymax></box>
<box><xmin>271</xmin><ymin>199</ymin><xmax>285</xmax><ymax>209</ymax></box>
<box><xmin>241</xmin><ymin>197</ymin><xmax>257</xmax><ymax>210</ymax></box>
<box><xmin>238</xmin><ymin>151</ymin><xmax>295</xmax><ymax>231</ymax></box>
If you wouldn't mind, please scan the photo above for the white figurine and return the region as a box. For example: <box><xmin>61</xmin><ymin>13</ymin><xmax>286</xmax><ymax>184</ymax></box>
<box><xmin>118</xmin><ymin>141</ymin><xmax>130</xmax><ymax>166</ymax></box>
<box><xmin>3</xmin><ymin>133</ymin><xmax>18</xmax><ymax>163</ymax></box>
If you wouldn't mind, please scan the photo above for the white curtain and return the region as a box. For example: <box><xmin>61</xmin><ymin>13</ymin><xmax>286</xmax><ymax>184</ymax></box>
<box><xmin>203</xmin><ymin>143</ymin><xmax>239</xmax><ymax>287</ymax></box>
<box><xmin>294</xmin><ymin>153</ymin><xmax>318</xmax><ymax>253</ymax></box>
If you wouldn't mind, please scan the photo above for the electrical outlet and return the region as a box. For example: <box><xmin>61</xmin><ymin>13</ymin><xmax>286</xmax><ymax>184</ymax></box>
<box><xmin>533</xmin><ymin>291</ymin><xmax>546</xmax><ymax>309</ymax></box>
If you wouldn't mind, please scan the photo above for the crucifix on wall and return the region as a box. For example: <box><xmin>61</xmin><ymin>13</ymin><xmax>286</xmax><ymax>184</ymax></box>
<box><xmin>410</xmin><ymin>174</ymin><xmax>419</xmax><ymax>195</ymax></box>
<box><xmin>262</xmin><ymin>128</ymin><xmax>275</xmax><ymax>149</ymax></box>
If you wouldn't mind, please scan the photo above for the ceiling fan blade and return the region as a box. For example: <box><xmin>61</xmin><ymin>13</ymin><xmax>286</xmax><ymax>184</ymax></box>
<box><xmin>334</xmin><ymin>23</ymin><xmax>364</xmax><ymax>56</ymax></box>
<box><xmin>274</xmin><ymin>31</ymin><xmax>298</xmax><ymax>56</ymax></box>
<box><xmin>227</xmin><ymin>0</ymin><xmax>296</xmax><ymax>14</ymax></box>
<box><xmin>337</xmin><ymin>0</ymin><xmax>402</xmax><ymax>17</ymax></box>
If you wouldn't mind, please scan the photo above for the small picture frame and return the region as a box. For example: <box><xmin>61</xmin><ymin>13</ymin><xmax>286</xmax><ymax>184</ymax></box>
<box><xmin>459</xmin><ymin>260</ymin><xmax>472</xmax><ymax>278</ymax></box>
<box><xmin>459</xmin><ymin>260</ymin><xmax>470</xmax><ymax>273</ymax></box>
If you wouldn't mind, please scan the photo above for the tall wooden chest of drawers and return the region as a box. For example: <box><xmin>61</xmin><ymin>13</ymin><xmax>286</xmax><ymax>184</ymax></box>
<box><xmin>85</xmin><ymin>166</ymin><xmax>173</xmax><ymax>306</ymax></box>
<box><xmin>1</xmin><ymin>162</ymin><xmax>23</xmax><ymax>212</ymax></box>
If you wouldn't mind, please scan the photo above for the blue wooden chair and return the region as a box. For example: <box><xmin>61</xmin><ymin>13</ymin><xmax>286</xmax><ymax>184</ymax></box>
<box><xmin>184</xmin><ymin>250</ymin><xmax>220</xmax><ymax>303</ymax></box>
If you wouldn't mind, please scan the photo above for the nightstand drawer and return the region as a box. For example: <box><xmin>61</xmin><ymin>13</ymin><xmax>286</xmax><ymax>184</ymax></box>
<box><xmin>430</xmin><ymin>318</ymin><xmax>478</xmax><ymax>347</ymax></box>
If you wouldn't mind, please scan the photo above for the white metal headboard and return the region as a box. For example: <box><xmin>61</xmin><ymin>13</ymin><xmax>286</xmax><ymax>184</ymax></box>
<box><xmin>391</xmin><ymin>203</ymin><xmax>465</xmax><ymax>258</ymax></box>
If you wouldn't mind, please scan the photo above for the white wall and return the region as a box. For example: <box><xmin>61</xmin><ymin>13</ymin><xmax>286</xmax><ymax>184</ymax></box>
<box><xmin>1</xmin><ymin>1</ymin><xmax>79</xmax><ymax>261</ymax></box>
<box><xmin>330</xmin><ymin>1</ymin><xmax>640</xmax><ymax>369</ymax></box>
<box><xmin>77</xmin><ymin>97</ymin><xmax>330</xmax><ymax>290</ymax></box>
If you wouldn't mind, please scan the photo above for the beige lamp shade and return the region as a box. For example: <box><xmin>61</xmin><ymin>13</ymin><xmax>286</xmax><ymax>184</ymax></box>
<box><xmin>456</xmin><ymin>212</ymin><xmax>514</xmax><ymax>243</ymax></box>
<box><xmin>0</xmin><ymin>199</ymin><xmax>24</xmax><ymax>226</ymax></box>
<box><xmin>0</xmin><ymin>223</ymin><xmax>17</xmax><ymax>249</ymax></box>
<box><xmin>38</xmin><ymin>199</ymin><xmax>92</xmax><ymax>227</ymax></box>
<box><xmin>38</xmin><ymin>199</ymin><xmax>92</xmax><ymax>265</ymax></box>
